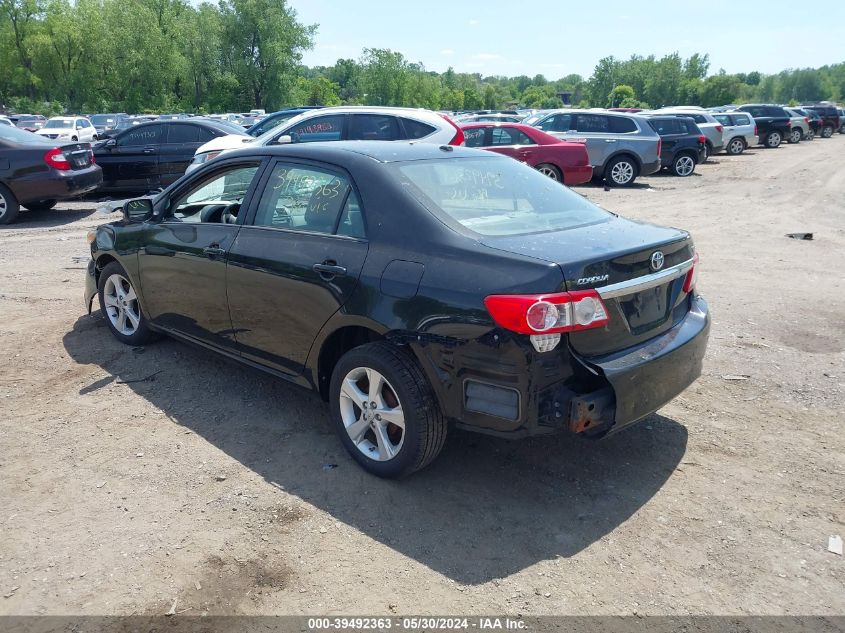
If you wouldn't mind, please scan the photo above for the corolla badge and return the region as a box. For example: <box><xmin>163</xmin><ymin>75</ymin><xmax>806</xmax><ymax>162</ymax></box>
<box><xmin>650</xmin><ymin>251</ymin><xmax>665</xmax><ymax>271</ymax></box>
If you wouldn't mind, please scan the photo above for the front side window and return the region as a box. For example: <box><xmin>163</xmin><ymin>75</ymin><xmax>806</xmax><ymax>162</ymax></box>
<box><xmin>347</xmin><ymin>114</ymin><xmax>400</xmax><ymax>141</ymax></box>
<box><xmin>393</xmin><ymin>157</ymin><xmax>609</xmax><ymax>237</ymax></box>
<box><xmin>491</xmin><ymin>127</ymin><xmax>535</xmax><ymax>146</ymax></box>
<box><xmin>286</xmin><ymin>115</ymin><xmax>344</xmax><ymax>143</ymax></box>
<box><xmin>118</xmin><ymin>124</ymin><xmax>163</xmax><ymax>146</ymax></box>
<box><xmin>537</xmin><ymin>114</ymin><xmax>571</xmax><ymax>133</ymax></box>
<box><xmin>253</xmin><ymin>163</ymin><xmax>353</xmax><ymax>234</ymax></box>
<box><xmin>168</xmin><ymin>164</ymin><xmax>260</xmax><ymax>223</ymax></box>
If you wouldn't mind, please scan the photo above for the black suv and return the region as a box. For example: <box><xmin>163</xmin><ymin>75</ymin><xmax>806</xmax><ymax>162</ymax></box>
<box><xmin>800</xmin><ymin>105</ymin><xmax>840</xmax><ymax>138</ymax></box>
<box><xmin>736</xmin><ymin>104</ymin><xmax>792</xmax><ymax>148</ymax></box>
<box><xmin>644</xmin><ymin>116</ymin><xmax>706</xmax><ymax>177</ymax></box>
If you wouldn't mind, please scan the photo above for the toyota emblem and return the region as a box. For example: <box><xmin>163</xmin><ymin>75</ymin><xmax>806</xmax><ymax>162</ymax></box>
<box><xmin>650</xmin><ymin>251</ymin><xmax>665</xmax><ymax>271</ymax></box>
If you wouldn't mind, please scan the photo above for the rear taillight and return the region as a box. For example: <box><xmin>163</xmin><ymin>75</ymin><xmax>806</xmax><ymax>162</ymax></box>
<box><xmin>804</xmin><ymin>117</ymin><xmax>809</xmax><ymax>124</ymax></box>
<box><xmin>44</xmin><ymin>147</ymin><xmax>71</xmax><ymax>170</ymax></box>
<box><xmin>683</xmin><ymin>253</ymin><xmax>699</xmax><ymax>294</ymax></box>
<box><xmin>484</xmin><ymin>290</ymin><xmax>609</xmax><ymax>336</ymax></box>
<box><xmin>715</xmin><ymin>125</ymin><xmax>723</xmax><ymax>133</ymax></box>
<box><xmin>656</xmin><ymin>138</ymin><xmax>662</xmax><ymax>156</ymax></box>
<box><xmin>439</xmin><ymin>114</ymin><xmax>465</xmax><ymax>146</ymax></box>
<box><xmin>786</xmin><ymin>121</ymin><xmax>792</xmax><ymax>128</ymax></box>
<box><xmin>754</xmin><ymin>125</ymin><xmax>758</xmax><ymax>136</ymax></box>
<box><xmin>698</xmin><ymin>135</ymin><xmax>706</xmax><ymax>144</ymax></box>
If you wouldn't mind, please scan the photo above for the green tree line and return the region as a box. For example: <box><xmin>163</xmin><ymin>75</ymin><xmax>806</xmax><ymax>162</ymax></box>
<box><xmin>2</xmin><ymin>0</ymin><xmax>844</xmax><ymax>116</ymax></box>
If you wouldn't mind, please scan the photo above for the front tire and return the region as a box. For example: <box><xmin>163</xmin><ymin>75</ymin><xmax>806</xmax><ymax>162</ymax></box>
<box><xmin>821</xmin><ymin>125</ymin><xmax>834</xmax><ymax>138</ymax></box>
<box><xmin>671</xmin><ymin>153</ymin><xmax>696</xmax><ymax>177</ymax></box>
<box><xmin>765</xmin><ymin>131</ymin><xmax>782</xmax><ymax>148</ymax></box>
<box><xmin>330</xmin><ymin>342</ymin><xmax>447</xmax><ymax>478</ymax></box>
<box><xmin>788</xmin><ymin>128</ymin><xmax>802</xmax><ymax>144</ymax></box>
<box><xmin>806</xmin><ymin>128</ymin><xmax>815</xmax><ymax>141</ymax></box>
<box><xmin>0</xmin><ymin>183</ymin><xmax>20</xmax><ymax>225</ymax></box>
<box><xmin>604</xmin><ymin>156</ymin><xmax>638</xmax><ymax>187</ymax></box>
<box><xmin>23</xmin><ymin>199</ymin><xmax>57</xmax><ymax>211</ymax></box>
<box><xmin>726</xmin><ymin>137</ymin><xmax>746</xmax><ymax>155</ymax></box>
<box><xmin>97</xmin><ymin>262</ymin><xmax>157</xmax><ymax>346</ymax></box>
<box><xmin>536</xmin><ymin>163</ymin><xmax>562</xmax><ymax>182</ymax></box>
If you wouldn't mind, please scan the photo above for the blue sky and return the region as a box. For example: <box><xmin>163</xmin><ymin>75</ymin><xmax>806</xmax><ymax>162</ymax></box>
<box><xmin>288</xmin><ymin>0</ymin><xmax>843</xmax><ymax>78</ymax></box>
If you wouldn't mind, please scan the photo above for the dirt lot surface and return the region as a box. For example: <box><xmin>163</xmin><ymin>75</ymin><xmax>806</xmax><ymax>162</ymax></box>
<box><xmin>1</xmin><ymin>137</ymin><xmax>843</xmax><ymax>618</ymax></box>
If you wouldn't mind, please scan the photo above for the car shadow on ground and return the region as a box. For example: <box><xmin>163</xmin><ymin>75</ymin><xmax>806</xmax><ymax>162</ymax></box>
<box><xmin>63</xmin><ymin>314</ymin><xmax>688</xmax><ymax>585</ymax></box>
<box><xmin>3</xmin><ymin>205</ymin><xmax>99</xmax><ymax>229</ymax></box>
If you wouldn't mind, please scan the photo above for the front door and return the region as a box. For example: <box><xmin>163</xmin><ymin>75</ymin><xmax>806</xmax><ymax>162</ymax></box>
<box><xmin>138</xmin><ymin>160</ymin><xmax>264</xmax><ymax>350</ymax></box>
<box><xmin>226</xmin><ymin>160</ymin><xmax>369</xmax><ymax>376</ymax></box>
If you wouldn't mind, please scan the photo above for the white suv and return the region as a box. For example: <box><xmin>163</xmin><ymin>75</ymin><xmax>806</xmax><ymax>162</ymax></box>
<box><xmin>187</xmin><ymin>106</ymin><xmax>465</xmax><ymax>173</ymax></box>
<box><xmin>35</xmin><ymin>116</ymin><xmax>98</xmax><ymax>142</ymax></box>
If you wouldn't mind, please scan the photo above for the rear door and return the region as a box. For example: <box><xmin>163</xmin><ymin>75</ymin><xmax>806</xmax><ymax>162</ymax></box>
<box><xmin>571</xmin><ymin>113</ymin><xmax>612</xmax><ymax>168</ymax></box>
<box><xmin>486</xmin><ymin>126</ymin><xmax>537</xmax><ymax>163</ymax></box>
<box><xmin>226</xmin><ymin>159</ymin><xmax>369</xmax><ymax>376</ymax></box>
<box><xmin>647</xmin><ymin>118</ymin><xmax>681</xmax><ymax>160</ymax></box>
<box><xmin>158</xmin><ymin>123</ymin><xmax>220</xmax><ymax>185</ymax></box>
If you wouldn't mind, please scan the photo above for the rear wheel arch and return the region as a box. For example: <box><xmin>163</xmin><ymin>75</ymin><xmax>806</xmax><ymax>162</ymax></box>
<box><xmin>605</xmin><ymin>150</ymin><xmax>641</xmax><ymax>171</ymax></box>
<box><xmin>314</xmin><ymin>324</ymin><xmax>387</xmax><ymax>400</ymax></box>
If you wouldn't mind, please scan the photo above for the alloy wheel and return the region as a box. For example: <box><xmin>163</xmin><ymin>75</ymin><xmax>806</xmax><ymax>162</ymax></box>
<box><xmin>610</xmin><ymin>161</ymin><xmax>634</xmax><ymax>185</ymax></box>
<box><xmin>102</xmin><ymin>273</ymin><xmax>141</xmax><ymax>336</ymax></box>
<box><xmin>339</xmin><ymin>367</ymin><xmax>405</xmax><ymax>461</ymax></box>
<box><xmin>537</xmin><ymin>165</ymin><xmax>560</xmax><ymax>181</ymax></box>
<box><xmin>767</xmin><ymin>132</ymin><xmax>781</xmax><ymax>148</ymax></box>
<box><xmin>0</xmin><ymin>191</ymin><xmax>7</xmax><ymax>220</ymax></box>
<box><xmin>790</xmin><ymin>130</ymin><xmax>801</xmax><ymax>143</ymax></box>
<box><xmin>674</xmin><ymin>156</ymin><xmax>695</xmax><ymax>176</ymax></box>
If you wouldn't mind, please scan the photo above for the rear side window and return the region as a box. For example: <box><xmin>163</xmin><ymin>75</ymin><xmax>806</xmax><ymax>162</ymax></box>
<box><xmin>537</xmin><ymin>113</ymin><xmax>571</xmax><ymax>133</ymax></box>
<box><xmin>287</xmin><ymin>115</ymin><xmax>344</xmax><ymax>143</ymax></box>
<box><xmin>253</xmin><ymin>162</ymin><xmax>352</xmax><ymax>234</ymax></box>
<box><xmin>574</xmin><ymin>114</ymin><xmax>609</xmax><ymax>133</ymax></box>
<box><xmin>608</xmin><ymin>116</ymin><xmax>637</xmax><ymax>133</ymax></box>
<box><xmin>490</xmin><ymin>127</ymin><xmax>535</xmax><ymax>146</ymax></box>
<box><xmin>648</xmin><ymin>119</ymin><xmax>683</xmax><ymax>135</ymax></box>
<box><xmin>402</xmin><ymin>118</ymin><xmax>437</xmax><ymax>139</ymax></box>
<box><xmin>393</xmin><ymin>157</ymin><xmax>609</xmax><ymax>237</ymax></box>
<box><xmin>713</xmin><ymin>114</ymin><xmax>731</xmax><ymax>126</ymax></box>
<box><xmin>167</xmin><ymin>124</ymin><xmax>201</xmax><ymax>144</ymax></box>
<box><xmin>733</xmin><ymin>114</ymin><xmax>751</xmax><ymax>125</ymax></box>
<box><xmin>118</xmin><ymin>124</ymin><xmax>163</xmax><ymax>146</ymax></box>
<box><xmin>347</xmin><ymin>114</ymin><xmax>400</xmax><ymax>141</ymax></box>
<box><xmin>463</xmin><ymin>127</ymin><xmax>487</xmax><ymax>147</ymax></box>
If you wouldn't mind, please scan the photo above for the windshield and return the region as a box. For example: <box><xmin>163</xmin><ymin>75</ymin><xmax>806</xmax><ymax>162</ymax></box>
<box><xmin>91</xmin><ymin>115</ymin><xmax>116</xmax><ymax>126</ymax></box>
<box><xmin>0</xmin><ymin>125</ymin><xmax>52</xmax><ymax>144</ymax></box>
<box><xmin>44</xmin><ymin>119</ymin><xmax>74</xmax><ymax>129</ymax></box>
<box><xmin>393</xmin><ymin>157</ymin><xmax>609</xmax><ymax>237</ymax></box>
<box><xmin>254</xmin><ymin>112</ymin><xmax>309</xmax><ymax>142</ymax></box>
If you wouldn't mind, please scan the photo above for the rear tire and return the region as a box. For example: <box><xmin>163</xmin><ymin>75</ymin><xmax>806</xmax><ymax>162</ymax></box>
<box><xmin>726</xmin><ymin>137</ymin><xmax>746</xmax><ymax>155</ymax></box>
<box><xmin>97</xmin><ymin>261</ymin><xmax>157</xmax><ymax>346</ymax></box>
<box><xmin>0</xmin><ymin>183</ymin><xmax>20</xmax><ymax>225</ymax></box>
<box><xmin>23</xmin><ymin>199</ymin><xmax>57</xmax><ymax>211</ymax></box>
<box><xmin>71</xmin><ymin>136</ymin><xmax>78</xmax><ymax>141</ymax></box>
<box><xmin>671</xmin><ymin>153</ymin><xmax>696</xmax><ymax>177</ymax></box>
<box><xmin>806</xmin><ymin>128</ymin><xmax>815</xmax><ymax>141</ymax></box>
<box><xmin>604</xmin><ymin>155</ymin><xmax>638</xmax><ymax>187</ymax></box>
<box><xmin>765</xmin><ymin>131</ymin><xmax>782</xmax><ymax>148</ymax></box>
<box><xmin>821</xmin><ymin>125</ymin><xmax>834</xmax><ymax>138</ymax></box>
<box><xmin>330</xmin><ymin>341</ymin><xmax>447</xmax><ymax>478</ymax></box>
<box><xmin>702</xmin><ymin>142</ymin><xmax>712</xmax><ymax>161</ymax></box>
<box><xmin>536</xmin><ymin>163</ymin><xmax>562</xmax><ymax>182</ymax></box>
<box><xmin>788</xmin><ymin>128</ymin><xmax>802</xmax><ymax>144</ymax></box>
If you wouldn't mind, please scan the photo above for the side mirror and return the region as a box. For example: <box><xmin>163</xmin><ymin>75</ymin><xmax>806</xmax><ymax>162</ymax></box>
<box><xmin>105</xmin><ymin>138</ymin><xmax>117</xmax><ymax>149</ymax></box>
<box><xmin>123</xmin><ymin>198</ymin><xmax>153</xmax><ymax>223</ymax></box>
<box><xmin>275</xmin><ymin>134</ymin><xmax>293</xmax><ymax>145</ymax></box>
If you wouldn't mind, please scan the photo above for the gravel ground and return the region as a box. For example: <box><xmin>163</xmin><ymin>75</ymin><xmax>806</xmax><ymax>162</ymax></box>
<box><xmin>0</xmin><ymin>137</ymin><xmax>843</xmax><ymax>617</ymax></box>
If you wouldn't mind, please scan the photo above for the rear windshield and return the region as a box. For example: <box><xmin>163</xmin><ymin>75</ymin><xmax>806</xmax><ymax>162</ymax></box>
<box><xmin>392</xmin><ymin>157</ymin><xmax>609</xmax><ymax>237</ymax></box>
<box><xmin>91</xmin><ymin>115</ymin><xmax>116</xmax><ymax>125</ymax></box>
<box><xmin>0</xmin><ymin>125</ymin><xmax>51</xmax><ymax>144</ymax></box>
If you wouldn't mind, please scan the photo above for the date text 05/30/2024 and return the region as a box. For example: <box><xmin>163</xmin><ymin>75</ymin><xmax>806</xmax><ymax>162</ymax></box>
<box><xmin>307</xmin><ymin>617</ymin><xmax>528</xmax><ymax>630</ymax></box>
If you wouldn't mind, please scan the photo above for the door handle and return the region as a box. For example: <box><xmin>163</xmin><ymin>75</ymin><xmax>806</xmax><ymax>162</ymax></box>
<box><xmin>142</xmin><ymin>147</ymin><xmax>156</xmax><ymax>154</ymax></box>
<box><xmin>203</xmin><ymin>245</ymin><xmax>226</xmax><ymax>258</ymax></box>
<box><xmin>313</xmin><ymin>261</ymin><xmax>347</xmax><ymax>278</ymax></box>
<box><xmin>604</xmin><ymin>139</ymin><xmax>617</xmax><ymax>143</ymax></box>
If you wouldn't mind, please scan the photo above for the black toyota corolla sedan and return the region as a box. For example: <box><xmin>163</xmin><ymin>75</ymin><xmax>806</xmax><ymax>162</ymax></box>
<box><xmin>84</xmin><ymin>142</ymin><xmax>709</xmax><ymax>477</ymax></box>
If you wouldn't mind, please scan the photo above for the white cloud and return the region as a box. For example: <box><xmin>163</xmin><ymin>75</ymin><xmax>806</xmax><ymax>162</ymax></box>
<box><xmin>440</xmin><ymin>49</ymin><xmax>454</xmax><ymax>56</ymax></box>
<box><xmin>468</xmin><ymin>19</ymin><xmax>479</xmax><ymax>25</ymax></box>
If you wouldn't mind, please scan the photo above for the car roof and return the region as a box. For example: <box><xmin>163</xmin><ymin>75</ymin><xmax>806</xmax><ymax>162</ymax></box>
<box><xmin>221</xmin><ymin>140</ymin><xmax>498</xmax><ymax>164</ymax></box>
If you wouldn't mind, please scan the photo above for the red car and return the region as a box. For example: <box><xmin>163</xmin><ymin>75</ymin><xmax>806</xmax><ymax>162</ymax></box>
<box><xmin>460</xmin><ymin>122</ymin><xmax>592</xmax><ymax>185</ymax></box>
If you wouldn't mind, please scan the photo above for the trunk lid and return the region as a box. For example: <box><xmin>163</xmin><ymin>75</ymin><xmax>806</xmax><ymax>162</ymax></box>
<box><xmin>481</xmin><ymin>216</ymin><xmax>696</xmax><ymax>356</ymax></box>
<box><xmin>59</xmin><ymin>143</ymin><xmax>95</xmax><ymax>170</ymax></box>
